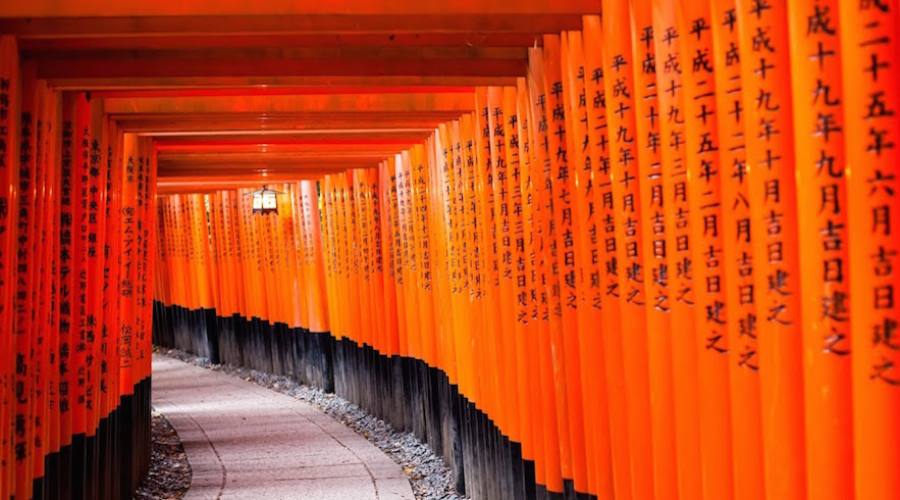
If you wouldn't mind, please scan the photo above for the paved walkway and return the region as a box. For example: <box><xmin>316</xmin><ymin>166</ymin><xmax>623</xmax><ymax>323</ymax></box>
<box><xmin>152</xmin><ymin>354</ymin><xmax>415</xmax><ymax>500</ymax></box>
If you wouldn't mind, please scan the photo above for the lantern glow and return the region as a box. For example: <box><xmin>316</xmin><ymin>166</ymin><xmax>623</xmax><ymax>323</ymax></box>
<box><xmin>250</xmin><ymin>186</ymin><xmax>279</xmax><ymax>215</ymax></box>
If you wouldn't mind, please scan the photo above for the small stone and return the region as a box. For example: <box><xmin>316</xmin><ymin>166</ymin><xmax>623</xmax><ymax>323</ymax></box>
<box><xmin>133</xmin><ymin>409</ymin><xmax>191</xmax><ymax>500</ymax></box>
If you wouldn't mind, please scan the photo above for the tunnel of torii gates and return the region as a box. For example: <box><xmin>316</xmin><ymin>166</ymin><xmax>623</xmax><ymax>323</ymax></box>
<box><xmin>0</xmin><ymin>0</ymin><xmax>897</xmax><ymax>499</ymax></box>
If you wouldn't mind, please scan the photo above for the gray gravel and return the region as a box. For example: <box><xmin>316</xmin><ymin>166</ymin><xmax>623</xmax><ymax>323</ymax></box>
<box><xmin>154</xmin><ymin>347</ymin><xmax>466</xmax><ymax>500</ymax></box>
<box><xmin>134</xmin><ymin>408</ymin><xmax>191</xmax><ymax>499</ymax></box>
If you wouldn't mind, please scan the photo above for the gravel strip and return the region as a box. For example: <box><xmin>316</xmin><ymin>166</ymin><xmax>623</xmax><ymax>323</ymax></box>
<box><xmin>134</xmin><ymin>408</ymin><xmax>192</xmax><ymax>500</ymax></box>
<box><xmin>154</xmin><ymin>347</ymin><xmax>466</xmax><ymax>500</ymax></box>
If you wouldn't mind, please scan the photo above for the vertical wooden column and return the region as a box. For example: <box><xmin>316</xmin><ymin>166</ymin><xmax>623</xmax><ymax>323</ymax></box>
<box><xmin>117</xmin><ymin>133</ymin><xmax>140</xmax><ymax>400</ymax></box>
<box><xmin>839</xmin><ymin>2</ymin><xmax>900</xmax><ymax>500</ymax></box>
<box><xmin>473</xmin><ymin>89</ymin><xmax>503</xmax><ymax>445</ymax></box>
<box><xmin>561</xmin><ymin>31</ymin><xmax>613</xmax><ymax>498</ymax></box>
<box><xmin>513</xmin><ymin>81</ymin><xmax>546</xmax><ymax>494</ymax></box>
<box><xmin>708</xmin><ymin>2</ymin><xmax>766</xmax><ymax>498</ymax></box>
<box><xmin>141</xmin><ymin>137</ymin><xmax>157</xmax><ymax>386</ymax></box>
<box><xmin>14</xmin><ymin>65</ymin><xmax>39</xmax><ymax>500</ymax></box>
<box><xmin>525</xmin><ymin>49</ymin><xmax>564</xmax><ymax>496</ymax></box>
<box><xmin>368</xmin><ymin>169</ymin><xmax>387</xmax><ymax>354</ymax></box>
<box><xmin>85</xmin><ymin>96</ymin><xmax>108</xmax><ymax>462</ymax></box>
<box><xmin>320</xmin><ymin>178</ymin><xmax>339</xmax><ymax>341</ymax></box>
<box><xmin>103</xmin><ymin>131</ymin><xmax>125</xmax><ymax>419</ymax></box>
<box><xmin>629</xmin><ymin>0</ymin><xmax>680</xmax><ymax>495</ymax></box>
<box><xmin>581</xmin><ymin>16</ymin><xmax>633</xmax><ymax>500</ymax></box>
<box><xmin>38</xmin><ymin>86</ymin><xmax>61</xmax><ymax>495</ymax></box>
<box><xmin>505</xmin><ymin>84</ymin><xmax>537</xmax><ymax>486</ymax></box>
<box><xmin>433</xmin><ymin>125</ymin><xmax>457</xmax><ymax>392</ymax></box>
<box><xmin>33</xmin><ymin>84</ymin><xmax>60</xmax><ymax>490</ymax></box>
<box><xmin>384</xmin><ymin>159</ymin><xmax>407</xmax><ymax>358</ymax></box>
<box><xmin>544</xmin><ymin>35</ymin><xmax>589</xmax><ymax>494</ymax></box>
<box><xmin>735</xmin><ymin>0</ymin><xmax>807</xmax><ymax>497</ymax></box>
<box><xmin>487</xmin><ymin>85</ymin><xmax>523</xmax><ymax>457</ymax></box>
<box><xmin>651</xmin><ymin>2</ymin><xmax>704</xmax><ymax>497</ymax></box>
<box><xmin>377</xmin><ymin>163</ymin><xmax>399</xmax><ymax>357</ymax></box>
<box><xmin>787</xmin><ymin>1</ymin><xmax>854</xmax><ymax>499</ymax></box>
<box><xmin>602</xmin><ymin>0</ymin><xmax>655</xmax><ymax>497</ymax></box>
<box><xmin>676</xmin><ymin>1</ymin><xmax>735</xmax><ymax>499</ymax></box>
<box><xmin>0</xmin><ymin>35</ymin><xmax>19</xmax><ymax>500</ymax></box>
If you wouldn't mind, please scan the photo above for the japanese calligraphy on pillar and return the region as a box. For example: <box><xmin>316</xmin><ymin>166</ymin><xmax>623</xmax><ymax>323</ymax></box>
<box><xmin>709</xmin><ymin>1</ymin><xmax>766</xmax><ymax>497</ymax></box>
<box><xmin>0</xmin><ymin>38</ymin><xmax>19</xmax><ymax>491</ymax></box>
<box><xmin>385</xmin><ymin>159</ymin><xmax>407</xmax><ymax>355</ymax></box>
<box><xmin>497</xmin><ymin>85</ymin><xmax>526</xmax><ymax>450</ymax></box>
<box><xmin>14</xmin><ymin>72</ymin><xmax>38</xmax><ymax>498</ymax></box>
<box><xmin>677</xmin><ymin>1</ymin><xmax>735</xmax><ymax>498</ymax></box>
<box><xmin>631</xmin><ymin>0</ymin><xmax>680</xmax><ymax>495</ymax></box>
<box><xmin>786</xmin><ymin>0</ymin><xmax>853</xmax><ymax>498</ymax></box>
<box><xmin>118</xmin><ymin>133</ymin><xmax>138</xmax><ymax>381</ymax></box>
<box><xmin>411</xmin><ymin>146</ymin><xmax>436</xmax><ymax>362</ymax></box>
<box><xmin>73</xmin><ymin>94</ymin><xmax>91</xmax><ymax>434</ymax></box>
<box><xmin>601</xmin><ymin>1</ymin><xmax>654</xmax><ymax>498</ymax></box>
<box><xmin>102</xmin><ymin>120</ymin><xmax>122</xmax><ymax>422</ymax></box>
<box><xmin>319</xmin><ymin>179</ymin><xmax>340</xmax><ymax>336</ymax></box>
<box><xmin>838</xmin><ymin>1</ymin><xmax>900</xmax><ymax>499</ymax></box>
<box><xmin>525</xmin><ymin>49</ymin><xmax>565</xmax><ymax>494</ymax></box>
<box><xmin>651</xmin><ymin>2</ymin><xmax>706</xmax><ymax>498</ymax></box>
<box><xmin>84</xmin><ymin>98</ymin><xmax>107</xmax><ymax>430</ymax></box>
<box><xmin>58</xmin><ymin>97</ymin><xmax>76</xmax><ymax>439</ymax></box>
<box><xmin>653</xmin><ymin>2</ymin><xmax>697</xmax><ymax>325</ymax></box>
<box><xmin>735</xmin><ymin>0</ymin><xmax>807</xmax><ymax>497</ymax></box>
<box><xmin>0</xmin><ymin>34</ymin><xmax>17</xmax><ymax>395</ymax></box>
<box><xmin>545</xmin><ymin>35</ymin><xmax>591</xmax><ymax>486</ymax></box>
<box><xmin>397</xmin><ymin>155</ymin><xmax>420</xmax><ymax>355</ymax></box>
<box><xmin>506</xmin><ymin>82</ymin><xmax>539</xmax><ymax>470</ymax></box>
<box><xmin>631</xmin><ymin>2</ymin><xmax>669</xmax><ymax>321</ymax></box>
<box><xmin>41</xmin><ymin>91</ymin><xmax>61</xmax><ymax>470</ymax></box>
<box><xmin>562</xmin><ymin>30</ymin><xmax>614</xmax><ymax>496</ymax></box>
<box><xmin>446</xmin><ymin>121</ymin><xmax>472</xmax><ymax>393</ymax></box>
<box><xmin>581</xmin><ymin>15</ymin><xmax>633</xmax><ymax>499</ymax></box>
<box><xmin>461</xmin><ymin>114</ymin><xmax>484</xmax><ymax>399</ymax></box>
<box><xmin>354</xmin><ymin>170</ymin><xmax>373</xmax><ymax>344</ymax></box>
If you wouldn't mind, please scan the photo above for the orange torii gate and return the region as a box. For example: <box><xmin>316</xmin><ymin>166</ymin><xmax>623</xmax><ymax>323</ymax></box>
<box><xmin>0</xmin><ymin>1</ymin><xmax>899</xmax><ymax>499</ymax></box>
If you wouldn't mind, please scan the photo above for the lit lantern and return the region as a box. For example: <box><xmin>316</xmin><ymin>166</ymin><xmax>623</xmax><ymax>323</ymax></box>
<box><xmin>250</xmin><ymin>186</ymin><xmax>280</xmax><ymax>215</ymax></box>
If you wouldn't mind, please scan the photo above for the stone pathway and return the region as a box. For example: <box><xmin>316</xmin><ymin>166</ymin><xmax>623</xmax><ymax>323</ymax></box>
<box><xmin>152</xmin><ymin>354</ymin><xmax>415</xmax><ymax>500</ymax></box>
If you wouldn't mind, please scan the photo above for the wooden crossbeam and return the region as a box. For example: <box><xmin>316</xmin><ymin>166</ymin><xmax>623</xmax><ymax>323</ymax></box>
<box><xmin>113</xmin><ymin>111</ymin><xmax>461</xmax><ymax>133</ymax></box>
<box><xmin>157</xmin><ymin>156</ymin><xmax>383</xmax><ymax>173</ymax></box>
<box><xmin>48</xmin><ymin>75</ymin><xmax>518</xmax><ymax>90</ymax></box>
<box><xmin>155</xmin><ymin>138</ymin><xmax>418</xmax><ymax>151</ymax></box>
<box><xmin>103</xmin><ymin>92</ymin><xmax>476</xmax><ymax>114</ymax></box>
<box><xmin>34</xmin><ymin>55</ymin><xmax>526</xmax><ymax>79</ymax></box>
<box><xmin>24</xmin><ymin>46</ymin><xmax>527</xmax><ymax>60</ymax></box>
<box><xmin>159</xmin><ymin>151</ymin><xmax>397</xmax><ymax>162</ymax></box>
<box><xmin>93</xmin><ymin>85</ymin><xmax>475</xmax><ymax>98</ymax></box>
<box><xmin>0</xmin><ymin>13</ymin><xmax>589</xmax><ymax>32</ymax></box>
<box><xmin>19</xmin><ymin>33</ymin><xmax>542</xmax><ymax>51</ymax></box>
<box><xmin>157</xmin><ymin>173</ymin><xmax>334</xmax><ymax>193</ymax></box>
<box><xmin>149</xmin><ymin>130</ymin><xmax>432</xmax><ymax>142</ymax></box>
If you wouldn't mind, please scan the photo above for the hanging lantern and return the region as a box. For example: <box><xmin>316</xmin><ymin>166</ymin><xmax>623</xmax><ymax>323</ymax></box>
<box><xmin>250</xmin><ymin>186</ymin><xmax>280</xmax><ymax>215</ymax></box>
